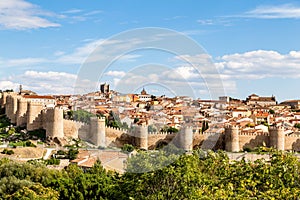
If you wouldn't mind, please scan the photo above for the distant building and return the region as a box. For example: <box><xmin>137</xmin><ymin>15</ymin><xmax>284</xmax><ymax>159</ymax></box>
<box><xmin>138</xmin><ymin>88</ymin><xmax>152</xmax><ymax>102</ymax></box>
<box><xmin>280</xmin><ymin>100</ymin><xmax>300</xmax><ymax>109</ymax></box>
<box><xmin>100</xmin><ymin>83</ymin><xmax>110</xmax><ymax>94</ymax></box>
<box><xmin>245</xmin><ymin>94</ymin><xmax>276</xmax><ymax>106</ymax></box>
<box><xmin>18</xmin><ymin>85</ymin><xmax>36</xmax><ymax>96</ymax></box>
<box><xmin>23</xmin><ymin>95</ymin><xmax>56</xmax><ymax>107</ymax></box>
<box><xmin>219</xmin><ymin>96</ymin><xmax>230</xmax><ymax>103</ymax></box>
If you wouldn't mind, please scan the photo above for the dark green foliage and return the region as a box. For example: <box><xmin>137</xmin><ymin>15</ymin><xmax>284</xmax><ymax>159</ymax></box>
<box><xmin>107</xmin><ymin>111</ymin><xmax>128</xmax><ymax>129</ymax></box>
<box><xmin>269</xmin><ymin>109</ymin><xmax>275</xmax><ymax>114</ymax></box>
<box><xmin>0</xmin><ymin>115</ymin><xmax>10</xmax><ymax>128</ymax></box>
<box><xmin>44</xmin><ymin>158</ymin><xmax>60</xmax><ymax>166</ymax></box>
<box><xmin>1</xmin><ymin>149</ymin><xmax>14</xmax><ymax>155</ymax></box>
<box><xmin>9</xmin><ymin>140</ymin><xmax>36</xmax><ymax>148</ymax></box>
<box><xmin>160</xmin><ymin>126</ymin><xmax>178</xmax><ymax>133</ymax></box>
<box><xmin>147</xmin><ymin>125</ymin><xmax>157</xmax><ymax>133</ymax></box>
<box><xmin>133</xmin><ymin>117</ymin><xmax>139</xmax><ymax>123</ymax></box>
<box><xmin>56</xmin><ymin>150</ymin><xmax>66</xmax><ymax>155</ymax></box>
<box><xmin>294</xmin><ymin>123</ymin><xmax>300</xmax><ymax>129</ymax></box>
<box><xmin>28</xmin><ymin>129</ymin><xmax>46</xmax><ymax>141</ymax></box>
<box><xmin>72</xmin><ymin>110</ymin><xmax>96</xmax><ymax>124</ymax></box>
<box><xmin>0</xmin><ymin>108</ymin><xmax>4</xmax><ymax>115</ymax></box>
<box><xmin>1</xmin><ymin>150</ymin><xmax>300</xmax><ymax>199</ymax></box>
<box><xmin>121</xmin><ymin>144</ymin><xmax>135</xmax><ymax>153</ymax></box>
<box><xmin>202</xmin><ymin>121</ymin><xmax>209</xmax><ymax>132</ymax></box>
<box><xmin>67</xmin><ymin>148</ymin><xmax>79</xmax><ymax>160</ymax></box>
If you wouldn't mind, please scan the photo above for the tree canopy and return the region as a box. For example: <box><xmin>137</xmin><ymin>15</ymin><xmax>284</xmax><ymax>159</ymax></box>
<box><xmin>1</xmin><ymin>150</ymin><xmax>300</xmax><ymax>199</ymax></box>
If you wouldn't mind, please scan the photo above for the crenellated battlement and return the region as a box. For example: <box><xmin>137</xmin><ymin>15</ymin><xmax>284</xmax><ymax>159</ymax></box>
<box><xmin>239</xmin><ymin>132</ymin><xmax>269</xmax><ymax>136</ymax></box>
<box><xmin>285</xmin><ymin>133</ymin><xmax>300</xmax><ymax>138</ymax></box>
<box><xmin>148</xmin><ymin>131</ymin><xmax>175</xmax><ymax>135</ymax></box>
<box><xmin>269</xmin><ymin>126</ymin><xmax>285</xmax><ymax>131</ymax></box>
<box><xmin>105</xmin><ymin>126</ymin><xmax>128</xmax><ymax>133</ymax></box>
<box><xmin>225</xmin><ymin>124</ymin><xmax>240</xmax><ymax>129</ymax></box>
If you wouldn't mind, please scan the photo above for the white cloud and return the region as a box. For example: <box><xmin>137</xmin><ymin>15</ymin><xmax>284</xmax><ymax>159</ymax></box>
<box><xmin>0</xmin><ymin>71</ymin><xmax>78</xmax><ymax>94</ymax></box>
<box><xmin>62</xmin><ymin>9</ymin><xmax>82</xmax><ymax>14</ymax></box>
<box><xmin>197</xmin><ymin>19</ymin><xmax>214</xmax><ymax>25</ymax></box>
<box><xmin>166</xmin><ymin>66</ymin><xmax>200</xmax><ymax>80</ymax></box>
<box><xmin>61</xmin><ymin>9</ymin><xmax>103</xmax><ymax>23</ymax></box>
<box><xmin>0</xmin><ymin>0</ymin><xmax>60</xmax><ymax>30</ymax></box>
<box><xmin>105</xmin><ymin>70</ymin><xmax>126</xmax><ymax>77</ymax></box>
<box><xmin>0</xmin><ymin>57</ymin><xmax>47</xmax><ymax>67</ymax></box>
<box><xmin>217</xmin><ymin>50</ymin><xmax>300</xmax><ymax>79</ymax></box>
<box><xmin>243</xmin><ymin>4</ymin><xmax>300</xmax><ymax>19</ymax></box>
<box><xmin>0</xmin><ymin>81</ymin><xmax>19</xmax><ymax>91</ymax></box>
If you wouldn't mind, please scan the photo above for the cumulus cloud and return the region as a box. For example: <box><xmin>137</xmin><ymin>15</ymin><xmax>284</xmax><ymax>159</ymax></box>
<box><xmin>0</xmin><ymin>71</ymin><xmax>78</xmax><ymax>94</ymax></box>
<box><xmin>0</xmin><ymin>0</ymin><xmax>60</xmax><ymax>30</ymax></box>
<box><xmin>217</xmin><ymin>50</ymin><xmax>300</xmax><ymax>79</ymax></box>
<box><xmin>105</xmin><ymin>70</ymin><xmax>126</xmax><ymax>77</ymax></box>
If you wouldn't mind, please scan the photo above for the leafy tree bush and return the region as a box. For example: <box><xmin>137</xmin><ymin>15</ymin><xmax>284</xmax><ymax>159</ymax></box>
<box><xmin>294</xmin><ymin>123</ymin><xmax>300</xmax><ymax>129</ymax></box>
<box><xmin>160</xmin><ymin>126</ymin><xmax>178</xmax><ymax>133</ymax></box>
<box><xmin>44</xmin><ymin>158</ymin><xmax>60</xmax><ymax>166</ymax></box>
<box><xmin>1</xmin><ymin>150</ymin><xmax>300</xmax><ymax>199</ymax></box>
<box><xmin>1</xmin><ymin>149</ymin><xmax>14</xmax><ymax>155</ymax></box>
<box><xmin>9</xmin><ymin>140</ymin><xmax>36</xmax><ymax>148</ymax></box>
<box><xmin>67</xmin><ymin>148</ymin><xmax>79</xmax><ymax>160</ymax></box>
<box><xmin>269</xmin><ymin>109</ymin><xmax>275</xmax><ymax>114</ymax></box>
<box><xmin>121</xmin><ymin>144</ymin><xmax>135</xmax><ymax>153</ymax></box>
<box><xmin>0</xmin><ymin>115</ymin><xmax>10</xmax><ymax>128</ymax></box>
<box><xmin>72</xmin><ymin>110</ymin><xmax>96</xmax><ymax>124</ymax></box>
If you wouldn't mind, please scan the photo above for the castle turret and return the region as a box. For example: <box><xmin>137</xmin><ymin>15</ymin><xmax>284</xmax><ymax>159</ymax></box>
<box><xmin>90</xmin><ymin>117</ymin><xmax>106</xmax><ymax>147</ymax></box>
<box><xmin>225</xmin><ymin>125</ymin><xmax>240</xmax><ymax>152</ymax></box>
<box><xmin>180</xmin><ymin>126</ymin><xmax>193</xmax><ymax>151</ymax></box>
<box><xmin>16</xmin><ymin>98</ymin><xmax>28</xmax><ymax>127</ymax></box>
<box><xmin>269</xmin><ymin>126</ymin><xmax>285</xmax><ymax>151</ymax></box>
<box><xmin>44</xmin><ymin>107</ymin><xmax>64</xmax><ymax>138</ymax></box>
<box><xmin>1</xmin><ymin>92</ymin><xmax>10</xmax><ymax>108</ymax></box>
<box><xmin>5</xmin><ymin>94</ymin><xmax>18</xmax><ymax>123</ymax></box>
<box><xmin>135</xmin><ymin>125</ymin><xmax>148</xmax><ymax>150</ymax></box>
<box><xmin>26</xmin><ymin>102</ymin><xmax>43</xmax><ymax>131</ymax></box>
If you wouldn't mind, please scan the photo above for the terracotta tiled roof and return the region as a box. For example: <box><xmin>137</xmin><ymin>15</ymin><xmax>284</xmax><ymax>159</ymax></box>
<box><xmin>23</xmin><ymin>95</ymin><xmax>54</xmax><ymax>99</ymax></box>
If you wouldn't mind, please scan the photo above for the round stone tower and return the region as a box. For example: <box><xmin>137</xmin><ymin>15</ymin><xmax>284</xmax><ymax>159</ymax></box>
<box><xmin>269</xmin><ymin>126</ymin><xmax>285</xmax><ymax>151</ymax></box>
<box><xmin>180</xmin><ymin>126</ymin><xmax>193</xmax><ymax>151</ymax></box>
<box><xmin>90</xmin><ymin>117</ymin><xmax>106</xmax><ymax>147</ymax></box>
<box><xmin>26</xmin><ymin>102</ymin><xmax>44</xmax><ymax>131</ymax></box>
<box><xmin>5</xmin><ymin>94</ymin><xmax>18</xmax><ymax>124</ymax></box>
<box><xmin>45</xmin><ymin>107</ymin><xmax>64</xmax><ymax>138</ymax></box>
<box><xmin>225</xmin><ymin>125</ymin><xmax>240</xmax><ymax>152</ymax></box>
<box><xmin>10</xmin><ymin>95</ymin><xmax>18</xmax><ymax>124</ymax></box>
<box><xmin>16</xmin><ymin>98</ymin><xmax>28</xmax><ymax>127</ymax></box>
<box><xmin>1</xmin><ymin>92</ymin><xmax>9</xmax><ymax>108</ymax></box>
<box><xmin>135</xmin><ymin>125</ymin><xmax>148</xmax><ymax>150</ymax></box>
<box><xmin>5</xmin><ymin>95</ymin><xmax>12</xmax><ymax>120</ymax></box>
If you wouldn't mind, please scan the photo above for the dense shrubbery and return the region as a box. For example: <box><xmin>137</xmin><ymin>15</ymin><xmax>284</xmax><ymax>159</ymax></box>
<box><xmin>1</xmin><ymin>149</ymin><xmax>300</xmax><ymax>199</ymax></box>
<box><xmin>1</xmin><ymin>149</ymin><xmax>14</xmax><ymax>155</ymax></box>
<box><xmin>0</xmin><ymin>115</ymin><xmax>10</xmax><ymax>129</ymax></box>
<box><xmin>121</xmin><ymin>144</ymin><xmax>135</xmax><ymax>153</ymax></box>
<box><xmin>65</xmin><ymin>110</ymin><xmax>96</xmax><ymax>124</ymax></box>
<box><xmin>9</xmin><ymin>140</ymin><xmax>36</xmax><ymax>148</ymax></box>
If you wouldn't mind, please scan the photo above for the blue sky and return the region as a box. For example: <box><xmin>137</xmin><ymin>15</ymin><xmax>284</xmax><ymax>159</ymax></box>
<box><xmin>1</xmin><ymin>0</ymin><xmax>300</xmax><ymax>102</ymax></box>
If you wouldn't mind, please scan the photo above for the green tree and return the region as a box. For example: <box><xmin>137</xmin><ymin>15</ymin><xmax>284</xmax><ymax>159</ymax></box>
<box><xmin>72</xmin><ymin>110</ymin><xmax>96</xmax><ymax>124</ymax></box>
<box><xmin>122</xmin><ymin>144</ymin><xmax>135</xmax><ymax>153</ymax></box>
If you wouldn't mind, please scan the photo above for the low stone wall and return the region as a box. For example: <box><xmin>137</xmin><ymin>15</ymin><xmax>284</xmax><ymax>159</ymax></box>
<box><xmin>285</xmin><ymin>135</ymin><xmax>300</xmax><ymax>151</ymax></box>
<box><xmin>239</xmin><ymin>135</ymin><xmax>270</xmax><ymax>151</ymax></box>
